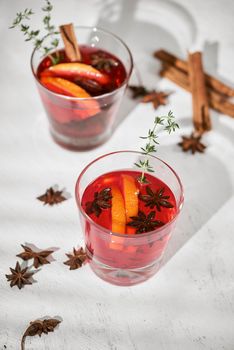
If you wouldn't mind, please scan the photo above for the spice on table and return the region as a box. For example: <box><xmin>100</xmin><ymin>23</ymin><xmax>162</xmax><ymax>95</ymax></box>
<box><xmin>128</xmin><ymin>85</ymin><xmax>172</xmax><ymax>109</ymax></box>
<box><xmin>21</xmin><ymin>318</ymin><xmax>61</xmax><ymax>350</ymax></box>
<box><xmin>141</xmin><ymin>90</ymin><xmax>171</xmax><ymax>109</ymax></box>
<box><xmin>156</xmin><ymin>49</ymin><xmax>234</xmax><ymax>118</ymax></box>
<box><xmin>178</xmin><ymin>133</ymin><xmax>206</xmax><ymax>154</ymax></box>
<box><xmin>154</xmin><ymin>49</ymin><xmax>234</xmax><ymax>98</ymax></box>
<box><xmin>188</xmin><ymin>51</ymin><xmax>211</xmax><ymax>133</ymax></box>
<box><xmin>17</xmin><ymin>245</ymin><xmax>54</xmax><ymax>269</ymax></box>
<box><xmin>37</xmin><ymin>186</ymin><xmax>67</xmax><ymax>206</ymax></box>
<box><xmin>5</xmin><ymin>262</ymin><xmax>34</xmax><ymax>289</ymax></box>
<box><xmin>128</xmin><ymin>85</ymin><xmax>150</xmax><ymax>98</ymax></box>
<box><xmin>64</xmin><ymin>247</ymin><xmax>87</xmax><ymax>270</ymax></box>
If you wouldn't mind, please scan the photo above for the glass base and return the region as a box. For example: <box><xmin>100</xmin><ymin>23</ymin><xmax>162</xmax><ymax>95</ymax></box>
<box><xmin>88</xmin><ymin>258</ymin><xmax>162</xmax><ymax>286</ymax></box>
<box><xmin>50</xmin><ymin>128</ymin><xmax>112</xmax><ymax>151</ymax></box>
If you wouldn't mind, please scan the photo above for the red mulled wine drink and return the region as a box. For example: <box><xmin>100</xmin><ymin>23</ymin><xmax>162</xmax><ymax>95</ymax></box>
<box><xmin>31</xmin><ymin>27</ymin><xmax>133</xmax><ymax>150</ymax></box>
<box><xmin>81</xmin><ymin>170</ymin><xmax>177</xmax><ymax>234</ymax></box>
<box><xmin>76</xmin><ymin>151</ymin><xmax>184</xmax><ymax>286</ymax></box>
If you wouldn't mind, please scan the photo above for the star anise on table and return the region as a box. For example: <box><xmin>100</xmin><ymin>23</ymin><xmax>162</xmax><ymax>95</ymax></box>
<box><xmin>64</xmin><ymin>247</ymin><xmax>87</xmax><ymax>270</ymax></box>
<box><xmin>128</xmin><ymin>85</ymin><xmax>149</xmax><ymax>98</ymax></box>
<box><xmin>5</xmin><ymin>261</ymin><xmax>34</xmax><ymax>289</ymax></box>
<box><xmin>139</xmin><ymin>186</ymin><xmax>174</xmax><ymax>211</ymax></box>
<box><xmin>142</xmin><ymin>90</ymin><xmax>171</xmax><ymax>109</ymax></box>
<box><xmin>128</xmin><ymin>85</ymin><xmax>171</xmax><ymax>109</ymax></box>
<box><xmin>127</xmin><ymin>211</ymin><xmax>164</xmax><ymax>234</ymax></box>
<box><xmin>91</xmin><ymin>51</ymin><xmax>118</xmax><ymax>72</ymax></box>
<box><xmin>21</xmin><ymin>318</ymin><xmax>61</xmax><ymax>350</ymax></box>
<box><xmin>37</xmin><ymin>187</ymin><xmax>67</xmax><ymax>206</ymax></box>
<box><xmin>17</xmin><ymin>245</ymin><xmax>54</xmax><ymax>269</ymax></box>
<box><xmin>178</xmin><ymin>133</ymin><xmax>206</xmax><ymax>154</ymax></box>
<box><xmin>85</xmin><ymin>187</ymin><xmax>112</xmax><ymax>217</ymax></box>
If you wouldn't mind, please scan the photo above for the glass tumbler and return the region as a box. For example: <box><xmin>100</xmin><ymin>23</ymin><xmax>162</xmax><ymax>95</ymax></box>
<box><xmin>31</xmin><ymin>26</ymin><xmax>133</xmax><ymax>151</ymax></box>
<box><xmin>75</xmin><ymin>151</ymin><xmax>184</xmax><ymax>286</ymax></box>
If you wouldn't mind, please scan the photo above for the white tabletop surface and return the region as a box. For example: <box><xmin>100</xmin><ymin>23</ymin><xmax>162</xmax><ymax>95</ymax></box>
<box><xmin>1</xmin><ymin>0</ymin><xmax>234</xmax><ymax>349</ymax></box>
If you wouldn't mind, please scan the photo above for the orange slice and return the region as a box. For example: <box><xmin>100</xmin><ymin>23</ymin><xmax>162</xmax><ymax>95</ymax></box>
<box><xmin>41</xmin><ymin>76</ymin><xmax>92</xmax><ymax>97</ymax></box>
<box><xmin>122</xmin><ymin>174</ymin><xmax>139</xmax><ymax>234</ymax></box>
<box><xmin>122</xmin><ymin>174</ymin><xmax>139</xmax><ymax>221</ymax></box>
<box><xmin>40</xmin><ymin>77</ymin><xmax>100</xmax><ymax>119</ymax></box>
<box><xmin>109</xmin><ymin>185</ymin><xmax>126</xmax><ymax>250</ymax></box>
<box><xmin>47</xmin><ymin>63</ymin><xmax>110</xmax><ymax>85</ymax></box>
<box><xmin>111</xmin><ymin>185</ymin><xmax>126</xmax><ymax>234</ymax></box>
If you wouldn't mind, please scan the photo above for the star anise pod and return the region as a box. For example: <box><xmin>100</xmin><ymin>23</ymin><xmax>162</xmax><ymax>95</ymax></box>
<box><xmin>17</xmin><ymin>245</ymin><xmax>54</xmax><ymax>269</ymax></box>
<box><xmin>85</xmin><ymin>187</ymin><xmax>112</xmax><ymax>217</ymax></box>
<box><xmin>139</xmin><ymin>186</ymin><xmax>174</xmax><ymax>211</ymax></box>
<box><xmin>5</xmin><ymin>261</ymin><xmax>34</xmax><ymax>289</ymax></box>
<box><xmin>142</xmin><ymin>90</ymin><xmax>171</xmax><ymax>109</ymax></box>
<box><xmin>128</xmin><ymin>85</ymin><xmax>149</xmax><ymax>99</ymax></box>
<box><xmin>21</xmin><ymin>318</ymin><xmax>61</xmax><ymax>350</ymax></box>
<box><xmin>178</xmin><ymin>133</ymin><xmax>206</xmax><ymax>154</ymax></box>
<box><xmin>91</xmin><ymin>51</ymin><xmax>118</xmax><ymax>72</ymax></box>
<box><xmin>64</xmin><ymin>247</ymin><xmax>87</xmax><ymax>270</ymax></box>
<box><xmin>127</xmin><ymin>211</ymin><xmax>164</xmax><ymax>234</ymax></box>
<box><xmin>37</xmin><ymin>187</ymin><xmax>67</xmax><ymax>206</ymax></box>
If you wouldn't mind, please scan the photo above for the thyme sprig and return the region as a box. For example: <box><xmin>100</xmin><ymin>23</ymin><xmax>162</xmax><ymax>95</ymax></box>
<box><xmin>10</xmin><ymin>0</ymin><xmax>60</xmax><ymax>64</ymax></box>
<box><xmin>135</xmin><ymin>110</ymin><xmax>179</xmax><ymax>183</ymax></box>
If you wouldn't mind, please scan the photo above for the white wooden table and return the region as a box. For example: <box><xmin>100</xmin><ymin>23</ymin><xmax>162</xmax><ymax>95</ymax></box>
<box><xmin>1</xmin><ymin>0</ymin><xmax>234</xmax><ymax>349</ymax></box>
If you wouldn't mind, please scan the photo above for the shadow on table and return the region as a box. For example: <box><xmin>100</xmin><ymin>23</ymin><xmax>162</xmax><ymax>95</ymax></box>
<box><xmin>95</xmin><ymin>0</ymin><xmax>197</xmax><ymax>128</ymax></box>
<box><xmin>203</xmin><ymin>40</ymin><xmax>234</xmax><ymax>90</ymax></box>
<box><xmin>160</xmin><ymin>119</ymin><xmax>233</xmax><ymax>266</ymax></box>
<box><xmin>160</xmin><ymin>40</ymin><xmax>234</xmax><ymax>265</ymax></box>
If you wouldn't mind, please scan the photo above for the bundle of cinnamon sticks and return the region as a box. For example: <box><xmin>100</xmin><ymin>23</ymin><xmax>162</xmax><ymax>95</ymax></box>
<box><xmin>154</xmin><ymin>49</ymin><xmax>234</xmax><ymax>134</ymax></box>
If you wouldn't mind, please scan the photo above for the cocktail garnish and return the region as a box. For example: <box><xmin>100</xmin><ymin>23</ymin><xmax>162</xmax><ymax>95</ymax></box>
<box><xmin>85</xmin><ymin>187</ymin><xmax>112</xmax><ymax>217</ymax></box>
<box><xmin>139</xmin><ymin>186</ymin><xmax>174</xmax><ymax>211</ymax></box>
<box><xmin>59</xmin><ymin>23</ymin><xmax>81</xmax><ymax>61</ymax></box>
<box><xmin>64</xmin><ymin>247</ymin><xmax>87</xmax><ymax>270</ymax></box>
<box><xmin>17</xmin><ymin>245</ymin><xmax>54</xmax><ymax>269</ymax></box>
<box><xmin>178</xmin><ymin>132</ymin><xmax>206</xmax><ymax>154</ymax></box>
<box><xmin>5</xmin><ymin>262</ymin><xmax>34</xmax><ymax>289</ymax></box>
<box><xmin>10</xmin><ymin>0</ymin><xmax>61</xmax><ymax>64</ymax></box>
<box><xmin>47</xmin><ymin>62</ymin><xmax>110</xmax><ymax>84</ymax></box>
<box><xmin>122</xmin><ymin>174</ymin><xmax>139</xmax><ymax>221</ymax></box>
<box><xmin>111</xmin><ymin>185</ymin><xmax>126</xmax><ymax>234</ymax></box>
<box><xmin>91</xmin><ymin>51</ymin><xmax>118</xmax><ymax>73</ymax></box>
<box><xmin>127</xmin><ymin>211</ymin><xmax>164</xmax><ymax>234</ymax></box>
<box><xmin>135</xmin><ymin>110</ymin><xmax>179</xmax><ymax>183</ymax></box>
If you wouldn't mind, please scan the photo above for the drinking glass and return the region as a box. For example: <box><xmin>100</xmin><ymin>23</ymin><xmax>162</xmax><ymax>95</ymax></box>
<box><xmin>75</xmin><ymin>151</ymin><xmax>184</xmax><ymax>286</ymax></box>
<box><xmin>31</xmin><ymin>26</ymin><xmax>133</xmax><ymax>150</ymax></box>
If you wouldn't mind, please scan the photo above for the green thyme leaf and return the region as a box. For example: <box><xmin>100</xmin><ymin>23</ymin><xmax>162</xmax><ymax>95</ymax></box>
<box><xmin>135</xmin><ymin>110</ymin><xmax>179</xmax><ymax>183</ymax></box>
<box><xmin>10</xmin><ymin>0</ymin><xmax>61</xmax><ymax>64</ymax></box>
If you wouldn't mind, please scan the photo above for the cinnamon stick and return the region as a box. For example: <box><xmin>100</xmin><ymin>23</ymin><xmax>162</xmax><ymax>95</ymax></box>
<box><xmin>154</xmin><ymin>49</ymin><xmax>234</xmax><ymax>98</ymax></box>
<box><xmin>188</xmin><ymin>52</ymin><xmax>211</xmax><ymax>133</ymax></box>
<box><xmin>59</xmin><ymin>23</ymin><xmax>81</xmax><ymax>61</ymax></box>
<box><xmin>160</xmin><ymin>63</ymin><xmax>234</xmax><ymax>118</ymax></box>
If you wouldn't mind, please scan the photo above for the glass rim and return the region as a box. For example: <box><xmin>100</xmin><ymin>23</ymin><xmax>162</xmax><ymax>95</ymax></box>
<box><xmin>75</xmin><ymin>150</ymin><xmax>184</xmax><ymax>239</ymax></box>
<box><xmin>30</xmin><ymin>25</ymin><xmax>133</xmax><ymax>101</ymax></box>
